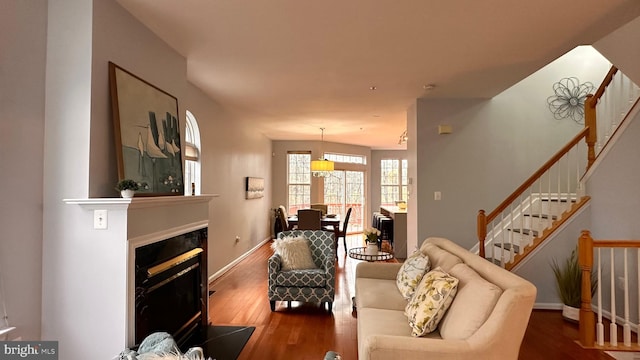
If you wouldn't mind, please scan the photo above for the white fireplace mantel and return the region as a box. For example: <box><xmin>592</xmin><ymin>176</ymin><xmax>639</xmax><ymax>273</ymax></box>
<box><xmin>62</xmin><ymin>194</ymin><xmax>218</xmax><ymax>350</ymax></box>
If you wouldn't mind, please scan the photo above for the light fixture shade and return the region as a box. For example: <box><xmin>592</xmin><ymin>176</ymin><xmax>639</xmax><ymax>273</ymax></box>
<box><xmin>311</xmin><ymin>159</ymin><xmax>334</xmax><ymax>177</ymax></box>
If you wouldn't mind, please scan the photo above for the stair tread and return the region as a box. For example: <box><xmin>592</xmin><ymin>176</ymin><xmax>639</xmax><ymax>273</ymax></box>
<box><xmin>493</xmin><ymin>243</ymin><xmax>520</xmax><ymax>252</ymax></box>
<box><xmin>540</xmin><ymin>197</ymin><xmax>577</xmax><ymax>203</ymax></box>
<box><xmin>524</xmin><ymin>214</ymin><xmax>558</xmax><ymax>220</ymax></box>
<box><xmin>508</xmin><ymin>228</ymin><xmax>539</xmax><ymax>236</ymax></box>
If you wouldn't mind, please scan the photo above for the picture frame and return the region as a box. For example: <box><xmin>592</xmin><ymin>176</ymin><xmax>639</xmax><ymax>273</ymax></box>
<box><xmin>109</xmin><ymin>62</ymin><xmax>184</xmax><ymax>196</ymax></box>
<box><xmin>245</xmin><ymin>177</ymin><xmax>264</xmax><ymax>199</ymax></box>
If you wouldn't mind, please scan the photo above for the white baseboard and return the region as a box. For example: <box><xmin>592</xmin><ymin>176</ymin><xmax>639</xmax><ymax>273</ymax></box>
<box><xmin>534</xmin><ymin>303</ymin><xmax>563</xmax><ymax>310</ymax></box>
<box><xmin>208</xmin><ymin>236</ymin><xmax>272</xmax><ymax>283</ymax></box>
<box><xmin>532</xmin><ymin>303</ymin><xmax>639</xmax><ymax>334</ymax></box>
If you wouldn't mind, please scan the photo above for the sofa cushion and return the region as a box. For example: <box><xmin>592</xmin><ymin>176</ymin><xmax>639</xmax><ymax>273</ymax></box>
<box><xmin>271</xmin><ymin>236</ymin><xmax>317</xmax><ymax>271</ymax></box>
<box><xmin>356</xmin><ymin>278</ymin><xmax>408</xmax><ymax>311</ymax></box>
<box><xmin>439</xmin><ymin>263</ymin><xmax>503</xmax><ymax>340</ymax></box>
<box><xmin>421</xmin><ymin>241</ymin><xmax>463</xmax><ymax>272</ymax></box>
<box><xmin>405</xmin><ymin>267</ymin><xmax>458</xmax><ymax>337</ymax></box>
<box><xmin>396</xmin><ymin>251</ymin><xmax>431</xmax><ymax>300</ymax></box>
<box><xmin>275</xmin><ymin>268</ymin><xmax>327</xmax><ymax>287</ymax></box>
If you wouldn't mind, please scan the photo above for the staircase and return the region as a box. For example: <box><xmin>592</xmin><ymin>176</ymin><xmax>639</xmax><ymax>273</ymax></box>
<box><xmin>477</xmin><ymin>66</ymin><xmax>640</xmax><ymax>270</ymax></box>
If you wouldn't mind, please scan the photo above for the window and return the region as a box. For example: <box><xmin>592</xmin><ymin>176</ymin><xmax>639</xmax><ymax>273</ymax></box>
<box><xmin>184</xmin><ymin>111</ymin><xmax>201</xmax><ymax>195</ymax></box>
<box><xmin>287</xmin><ymin>152</ymin><xmax>311</xmax><ymax>214</ymax></box>
<box><xmin>381</xmin><ymin>159</ymin><xmax>408</xmax><ymax>206</ymax></box>
<box><xmin>324</xmin><ymin>152</ymin><xmax>367</xmax><ymax>165</ymax></box>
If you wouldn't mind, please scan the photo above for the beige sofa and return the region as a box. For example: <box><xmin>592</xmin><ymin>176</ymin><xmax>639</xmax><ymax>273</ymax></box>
<box><xmin>355</xmin><ymin>237</ymin><xmax>536</xmax><ymax>360</ymax></box>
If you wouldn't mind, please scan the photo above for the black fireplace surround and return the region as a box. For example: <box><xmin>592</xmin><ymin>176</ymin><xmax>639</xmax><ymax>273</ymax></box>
<box><xmin>134</xmin><ymin>228</ymin><xmax>208</xmax><ymax>348</ymax></box>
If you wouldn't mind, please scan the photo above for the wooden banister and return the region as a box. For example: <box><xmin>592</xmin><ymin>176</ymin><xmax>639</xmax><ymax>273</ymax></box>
<box><xmin>578</xmin><ymin>230</ymin><xmax>640</xmax><ymax>349</ymax></box>
<box><xmin>483</xmin><ymin>127</ymin><xmax>589</xmax><ymax>224</ymax></box>
<box><xmin>585</xmin><ymin>66</ymin><xmax>618</xmax><ymax>169</ymax></box>
<box><xmin>477</xmin><ymin>210</ymin><xmax>486</xmax><ymax>258</ymax></box>
<box><xmin>578</xmin><ymin>230</ymin><xmax>595</xmax><ymax>347</ymax></box>
<box><xmin>589</xmin><ymin>66</ymin><xmax>618</xmax><ymax>107</ymax></box>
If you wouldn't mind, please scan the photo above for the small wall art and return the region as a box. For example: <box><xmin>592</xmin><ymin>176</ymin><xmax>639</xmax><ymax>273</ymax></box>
<box><xmin>546</xmin><ymin>77</ymin><xmax>595</xmax><ymax>124</ymax></box>
<box><xmin>245</xmin><ymin>177</ymin><xmax>264</xmax><ymax>199</ymax></box>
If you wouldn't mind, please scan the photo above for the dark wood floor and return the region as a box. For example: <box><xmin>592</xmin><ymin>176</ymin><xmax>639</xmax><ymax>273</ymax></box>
<box><xmin>208</xmin><ymin>234</ymin><xmax>615</xmax><ymax>360</ymax></box>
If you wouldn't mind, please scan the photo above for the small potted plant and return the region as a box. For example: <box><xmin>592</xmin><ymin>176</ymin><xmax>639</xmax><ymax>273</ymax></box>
<box><xmin>550</xmin><ymin>245</ymin><xmax>597</xmax><ymax>322</ymax></box>
<box><xmin>363</xmin><ymin>227</ymin><xmax>381</xmax><ymax>255</ymax></box>
<box><xmin>115</xmin><ymin>179</ymin><xmax>139</xmax><ymax>198</ymax></box>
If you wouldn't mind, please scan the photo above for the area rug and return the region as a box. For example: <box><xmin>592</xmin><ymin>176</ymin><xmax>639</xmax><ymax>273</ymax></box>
<box><xmin>199</xmin><ymin>325</ymin><xmax>255</xmax><ymax>360</ymax></box>
<box><xmin>605</xmin><ymin>351</ymin><xmax>640</xmax><ymax>360</ymax></box>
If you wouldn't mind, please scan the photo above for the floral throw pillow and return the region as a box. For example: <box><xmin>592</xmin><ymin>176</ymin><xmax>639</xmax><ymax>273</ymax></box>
<box><xmin>271</xmin><ymin>236</ymin><xmax>317</xmax><ymax>271</ymax></box>
<box><xmin>396</xmin><ymin>252</ymin><xmax>431</xmax><ymax>300</ymax></box>
<box><xmin>405</xmin><ymin>267</ymin><xmax>459</xmax><ymax>337</ymax></box>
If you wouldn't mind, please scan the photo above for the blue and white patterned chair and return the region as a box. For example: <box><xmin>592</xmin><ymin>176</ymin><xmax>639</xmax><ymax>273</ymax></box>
<box><xmin>268</xmin><ymin>230</ymin><xmax>336</xmax><ymax>312</ymax></box>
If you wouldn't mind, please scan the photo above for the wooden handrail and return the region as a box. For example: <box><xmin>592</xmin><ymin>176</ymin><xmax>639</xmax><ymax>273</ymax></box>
<box><xmin>588</xmin><ymin>66</ymin><xmax>618</xmax><ymax>108</ymax></box>
<box><xmin>483</xmin><ymin>127</ymin><xmax>589</xmax><ymax>224</ymax></box>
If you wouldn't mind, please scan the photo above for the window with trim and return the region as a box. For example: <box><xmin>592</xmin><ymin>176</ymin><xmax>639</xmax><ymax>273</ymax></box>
<box><xmin>324</xmin><ymin>152</ymin><xmax>367</xmax><ymax>165</ymax></box>
<box><xmin>184</xmin><ymin>110</ymin><xmax>201</xmax><ymax>195</ymax></box>
<box><xmin>381</xmin><ymin>159</ymin><xmax>408</xmax><ymax>206</ymax></box>
<box><xmin>287</xmin><ymin>152</ymin><xmax>311</xmax><ymax>214</ymax></box>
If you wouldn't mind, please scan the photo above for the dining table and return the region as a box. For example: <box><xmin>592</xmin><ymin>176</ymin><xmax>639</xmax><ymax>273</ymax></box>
<box><xmin>287</xmin><ymin>214</ymin><xmax>341</xmax><ymax>231</ymax></box>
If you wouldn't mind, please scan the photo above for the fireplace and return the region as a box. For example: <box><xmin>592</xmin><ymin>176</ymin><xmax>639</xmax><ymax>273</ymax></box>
<box><xmin>134</xmin><ymin>228</ymin><xmax>208</xmax><ymax>347</ymax></box>
<box><xmin>62</xmin><ymin>195</ymin><xmax>216</xmax><ymax>360</ymax></box>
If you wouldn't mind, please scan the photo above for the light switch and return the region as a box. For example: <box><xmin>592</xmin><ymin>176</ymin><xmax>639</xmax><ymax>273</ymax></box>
<box><xmin>94</xmin><ymin>209</ymin><xmax>108</xmax><ymax>229</ymax></box>
<box><xmin>434</xmin><ymin>191</ymin><xmax>442</xmax><ymax>201</ymax></box>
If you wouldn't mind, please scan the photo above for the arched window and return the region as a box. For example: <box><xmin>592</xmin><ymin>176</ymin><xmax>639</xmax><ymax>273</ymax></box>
<box><xmin>184</xmin><ymin>110</ymin><xmax>201</xmax><ymax>195</ymax></box>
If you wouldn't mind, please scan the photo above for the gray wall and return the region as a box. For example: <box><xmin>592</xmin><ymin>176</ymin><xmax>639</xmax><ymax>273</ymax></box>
<box><xmin>0</xmin><ymin>0</ymin><xmax>47</xmax><ymax>341</ymax></box>
<box><xmin>186</xmin><ymin>84</ymin><xmax>272</xmax><ymax>275</ymax></box>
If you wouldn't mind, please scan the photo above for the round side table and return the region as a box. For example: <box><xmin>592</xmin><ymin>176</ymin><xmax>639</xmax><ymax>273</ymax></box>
<box><xmin>348</xmin><ymin>247</ymin><xmax>394</xmax><ymax>262</ymax></box>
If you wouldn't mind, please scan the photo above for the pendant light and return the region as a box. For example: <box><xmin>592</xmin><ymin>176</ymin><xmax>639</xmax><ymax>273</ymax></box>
<box><xmin>311</xmin><ymin>128</ymin><xmax>334</xmax><ymax>177</ymax></box>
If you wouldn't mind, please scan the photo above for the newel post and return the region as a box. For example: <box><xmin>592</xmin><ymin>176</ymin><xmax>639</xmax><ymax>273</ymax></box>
<box><xmin>477</xmin><ymin>210</ymin><xmax>486</xmax><ymax>258</ymax></box>
<box><xmin>584</xmin><ymin>94</ymin><xmax>597</xmax><ymax>170</ymax></box>
<box><xmin>578</xmin><ymin>230</ymin><xmax>595</xmax><ymax>347</ymax></box>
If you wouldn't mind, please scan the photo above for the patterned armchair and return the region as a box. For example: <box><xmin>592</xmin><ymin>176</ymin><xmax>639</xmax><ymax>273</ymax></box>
<box><xmin>268</xmin><ymin>230</ymin><xmax>336</xmax><ymax>312</ymax></box>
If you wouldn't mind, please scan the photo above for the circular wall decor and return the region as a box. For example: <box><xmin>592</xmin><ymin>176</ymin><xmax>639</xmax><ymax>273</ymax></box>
<box><xmin>546</xmin><ymin>77</ymin><xmax>595</xmax><ymax>124</ymax></box>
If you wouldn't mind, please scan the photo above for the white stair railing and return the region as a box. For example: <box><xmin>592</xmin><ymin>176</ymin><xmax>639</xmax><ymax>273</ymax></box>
<box><xmin>479</xmin><ymin>66</ymin><xmax>640</xmax><ymax>270</ymax></box>
<box><xmin>478</xmin><ymin>129</ymin><xmax>588</xmax><ymax>269</ymax></box>
<box><xmin>595</xmin><ymin>70</ymin><xmax>640</xmax><ymax>155</ymax></box>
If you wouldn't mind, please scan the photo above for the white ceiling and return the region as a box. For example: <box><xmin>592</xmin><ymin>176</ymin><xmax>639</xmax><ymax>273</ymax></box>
<box><xmin>116</xmin><ymin>0</ymin><xmax>640</xmax><ymax>149</ymax></box>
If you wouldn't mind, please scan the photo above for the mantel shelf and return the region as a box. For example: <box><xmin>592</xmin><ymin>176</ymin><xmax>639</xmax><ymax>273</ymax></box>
<box><xmin>64</xmin><ymin>194</ymin><xmax>219</xmax><ymax>210</ymax></box>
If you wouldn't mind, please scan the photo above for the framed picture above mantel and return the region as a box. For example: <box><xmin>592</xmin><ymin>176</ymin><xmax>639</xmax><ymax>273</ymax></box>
<box><xmin>109</xmin><ymin>62</ymin><xmax>184</xmax><ymax>196</ymax></box>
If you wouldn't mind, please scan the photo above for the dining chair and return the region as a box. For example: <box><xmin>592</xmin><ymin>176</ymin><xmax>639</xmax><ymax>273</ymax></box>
<box><xmin>277</xmin><ymin>206</ymin><xmax>292</xmax><ymax>232</ymax></box>
<box><xmin>310</xmin><ymin>203</ymin><xmax>328</xmax><ymax>216</ymax></box>
<box><xmin>324</xmin><ymin>207</ymin><xmax>352</xmax><ymax>253</ymax></box>
<box><xmin>297</xmin><ymin>209</ymin><xmax>322</xmax><ymax>230</ymax></box>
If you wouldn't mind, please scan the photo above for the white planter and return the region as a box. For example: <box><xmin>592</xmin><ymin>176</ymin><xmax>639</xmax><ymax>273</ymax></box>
<box><xmin>365</xmin><ymin>244</ymin><xmax>378</xmax><ymax>255</ymax></box>
<box><xmin>562</xmin><ymin>304</ymin><xmax>580</xmax><ymax>323</ymax></box>
<box><xmin>120</xmin><ymin>189</ymin><xmax>135</xmax><ymax>198</ymax></box>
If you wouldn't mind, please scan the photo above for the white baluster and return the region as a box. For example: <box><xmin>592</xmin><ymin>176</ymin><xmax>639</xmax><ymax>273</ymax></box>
<box><xmin>509</xmin><ymin>205</ymin><xmax>514</xmax><ymax>264</ymax></box>
<box><xmin>491</xmin><ymin>218</ymin><xmax>496</xmax><ymax>264</ymax></box>
<box><xmin>529</xmin><ymin>187</ymin><xmax>534</xmax><ymax>248</ymax></box>
<box><xmin>610</xmin><ymin>248</ymin><xmax>618</xmax><ymax>346</ymax></box>
<box><xmin>566</xmin><ymin>152</ymin><xmax>571</xmax><ymax>213</ymax></box>
<box><xmin>623</xmin><ymin>248</ymin><xmax>631</xmax><ymax>346</ymax></box>
<box><xmin>597</xmin><ymin>248</ymin><xmax>604</xmax><ymax>346</ymax></box>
